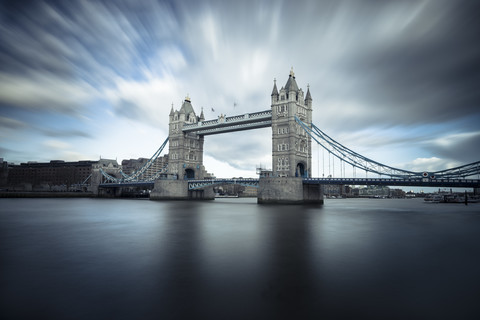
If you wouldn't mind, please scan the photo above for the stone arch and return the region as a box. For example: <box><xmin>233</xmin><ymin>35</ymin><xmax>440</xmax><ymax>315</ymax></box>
<box><xmin>296</xmin><ymin>162</ymin><xmax>306</xmax><ymax>178</ymax></box>
<box><xmin>185</xmin><ymin>168</ymin><xmax>195</xmax><ymax>179</ymax></box>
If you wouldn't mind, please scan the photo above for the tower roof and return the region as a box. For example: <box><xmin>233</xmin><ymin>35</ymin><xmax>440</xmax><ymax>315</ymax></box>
<box><xmin>179</xmin><ymin>95</ymin><xmax>195</xmax><ymax>115</ymax></box>
<box><xmin>271</xmin><ymin>79</ymin><xmax>279</xmax><ymax>96</ymax></box>
<box><xmin>284</xmin><ymin>68</ymin><xmax>299</xmax><ymax>92</ymax></box>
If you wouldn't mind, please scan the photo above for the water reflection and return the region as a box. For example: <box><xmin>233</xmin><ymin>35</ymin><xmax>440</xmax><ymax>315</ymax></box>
<box><xmin>1</xmin><ymin>198</ymin><xmax>480</xmax><ymax>319</ymax></box>
<box><xmin>257</xmin><ymin>204</ymin><xmax>321</xmax><ymax>318</ymax></box>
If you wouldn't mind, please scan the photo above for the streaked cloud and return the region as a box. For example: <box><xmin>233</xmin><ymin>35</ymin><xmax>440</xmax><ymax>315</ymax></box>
<box><xmin>0</xmin><ymin>0</ymin><xmax>478</xmax><ymax>177</ymax></box>
<box><xmin>0</xmin><ymin>116</ymin><xmax>27</xmax><ymax>129</ymax></box>
<box><xmin>43</xmin><ymin>140</ymin><xmax>71</xmax><ymax>150</ymax></box>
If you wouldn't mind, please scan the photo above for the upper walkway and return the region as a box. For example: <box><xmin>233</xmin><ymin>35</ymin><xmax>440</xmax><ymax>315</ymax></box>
<box><xmin>182</xmin><ymin>110</ymin><xmax>272</xmax><ymax>135</ymax></box>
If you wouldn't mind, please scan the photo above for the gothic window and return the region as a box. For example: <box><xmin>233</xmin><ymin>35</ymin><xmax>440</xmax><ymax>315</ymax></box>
<box><xmin>276</xmin><ymin>157</ymin><xmax>290</xmax><ymax>171</ymax></box>
<box><xmin>276</xmin><ymin>105</ymin><xmax>288</xmax><ymax>117</ymax></box>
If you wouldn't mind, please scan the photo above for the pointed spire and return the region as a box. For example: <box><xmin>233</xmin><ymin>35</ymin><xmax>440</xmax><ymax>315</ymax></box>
<box><xmin>271</xmin><ymin>78</ymin><xmax>279</xmax><ymax>96</ymax></box>
<box><xmin>169</xmin><ymin>103</ymin><xmax>174</xmax><ymax>116</ymax></box>
<box><xmin>305</xmin><ymin>84</ymin><xmax>312</xmax><ymax>101</ymax></box>
<box><xmin>200</xmin><ymin>107</ymin><xmax>205</xmax><ymax>121</ymax></box>
<box><xmin>285</xmin><ymin>69</ymin><xmax>299</xmax><ymax>92</ymax></box>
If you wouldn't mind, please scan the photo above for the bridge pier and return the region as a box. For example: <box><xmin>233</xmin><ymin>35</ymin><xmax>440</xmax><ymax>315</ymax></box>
<box><xmin>150</xmin><ymin>179</ymin><xmax>214</xmax><ymax>200</ymax></box>
<box><xmin>97</xmin><ymin>186</ymin><xmax>122</xmax><ymax>198</ymax></box>
<box><xmin>257</xmin><ymin>177</ymin><xmax>324</xmax><ymax>204</ymax></box>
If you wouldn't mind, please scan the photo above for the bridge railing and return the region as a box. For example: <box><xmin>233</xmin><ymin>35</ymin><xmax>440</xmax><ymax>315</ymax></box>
<box><xmin>303</xmin><ymin>177</ymin><xmax>480</xmax><ymax>187</ymax></box>
<box><xmin>188</xmin><ymin>178</ymin><xmax>260</xmax><ymax>190</ymax></box>
<box><xmin>248</xmin><ymin>110</ymin><xmax>272</xmax><ymax>118</ymax></box>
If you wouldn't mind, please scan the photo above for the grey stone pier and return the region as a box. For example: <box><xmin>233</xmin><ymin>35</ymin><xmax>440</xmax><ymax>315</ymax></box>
<box><xmin>150</xmin><ymin>179</ymin><xmax>214</xmax><ymax>200</ymax></box>
<box><xmin>258</xmin><ymin>177</ymin><xmax>323</xmax><ymax>204</ymax></box>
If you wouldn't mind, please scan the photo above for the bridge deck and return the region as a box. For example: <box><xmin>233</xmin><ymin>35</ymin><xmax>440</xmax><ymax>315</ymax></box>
<box><xmin>182</xmin><ymin>110</ymin><xmax>272</xmax><ymax>135</ymax></box>
<box><xmin>99</xmin><ymin>177</ymin><xmax>480</xmax><ymax>188</ymax></box>
<box><xmin>303</xmin><ymin>177</ymin><xmax>480</xmax><ymax>188</ymax></box>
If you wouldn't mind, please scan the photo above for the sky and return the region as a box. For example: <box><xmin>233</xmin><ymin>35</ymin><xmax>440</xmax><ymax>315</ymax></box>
<box><xmin>1</xmin><ymin>0</ymin><xmax>479</xmax><ymax>181</ymax></box>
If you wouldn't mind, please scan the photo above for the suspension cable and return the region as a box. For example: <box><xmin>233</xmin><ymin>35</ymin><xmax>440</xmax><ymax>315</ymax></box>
<box><xmin>294</xmin><ymin>116</ymin><xmax>480</xmax><ymax>179</ymax></box>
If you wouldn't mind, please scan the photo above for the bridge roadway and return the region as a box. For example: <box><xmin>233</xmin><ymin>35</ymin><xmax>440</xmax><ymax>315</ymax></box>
<box><xmin>99</xmin><ymin>177</ymin><xmax>480</xmax><ymax>189</ymax></box>
<box><xmin>182</xmin><ymin>110</ymin><xmax>272</xmax><ymax>135</ymax></box>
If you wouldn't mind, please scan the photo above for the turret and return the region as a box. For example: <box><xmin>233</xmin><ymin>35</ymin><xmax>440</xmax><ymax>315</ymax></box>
<box><xmin>305</xmin><ymin>85</ymin><xmax>312</xmax><ymax>109</ymax></box>
<box><xmin>169</xmin><ymin>103</ymin><xmax>175</xmax><ymax>122</ymax></box>
<box><xmin>271</xmin><ymin>79</ymin><xmax>279</xmax><ymax>104</ymax></box>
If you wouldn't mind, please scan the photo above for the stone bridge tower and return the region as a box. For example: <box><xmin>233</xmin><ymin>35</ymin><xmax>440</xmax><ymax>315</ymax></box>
<box><xmin>270</xmin><ymin>68</ymin><xmax>312</xmax><ymax>178</ymax></box>
<box><xmin>168</xmin><ymin>96</ymin><xmax>207</xmax><ymax>179</ymax></box>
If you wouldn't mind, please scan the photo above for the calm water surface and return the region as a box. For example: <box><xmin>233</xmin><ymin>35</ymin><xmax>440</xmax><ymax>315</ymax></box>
<box><xmin>1</xmin><ymin>198</ymin><xmax>479</xmax><ymax>319</ymax></box>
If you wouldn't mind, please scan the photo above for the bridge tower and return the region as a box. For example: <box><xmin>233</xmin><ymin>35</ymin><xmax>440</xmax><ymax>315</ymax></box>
<box><xmin>167</xmin><ymin>96</ymin><xmax>207</xmax><ymax>180</ymax></box>
<box><xmin>270</xmin><ymin>68</ymin><xmax>312</xmax><ymax>178</ymax></box>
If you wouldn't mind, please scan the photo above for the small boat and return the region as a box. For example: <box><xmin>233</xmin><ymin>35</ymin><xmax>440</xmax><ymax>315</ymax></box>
<box><xmin>215</xmin><ymin>194</ymin><xmax>239</xmax><ymax>198</ymax></box>
<box><xmin>441</xmin><ymin>194</ymin><xmax>464</xmax><ymax>203</ymax></box>
<box><xmin>424</xmin><ymin>194</ymin><xmax>444</xmax><ymax>203</ymax></box>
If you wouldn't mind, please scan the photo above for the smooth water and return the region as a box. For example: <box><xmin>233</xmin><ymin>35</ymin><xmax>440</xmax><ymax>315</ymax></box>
<box><xmin>1</xmin><ymin>198</ymin><xmax>479</xmax><ymax>319</ymax></box>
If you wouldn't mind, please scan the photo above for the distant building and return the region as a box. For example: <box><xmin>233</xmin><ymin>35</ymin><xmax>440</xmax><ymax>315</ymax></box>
<box><xmin>390</xmin><ymin>188</ymin><xmax>406</xmax><ymax>198</ymax></box>
<box><xmin>356</xmin><ymin>185</ymin><xmax>405</xmax><ymax>198</ymax></box>
<box><xmin>358</xmin><ymin>185</ymin><xmax>390</xmax><ymax>197</ymax></box>
<box><xmin>213</xmin><ymin>184</ymin><xmax>258</xmax><ymax>197</ymax></box>
<box><xmin>0</xmin><ymin>158</ymin><xmax>8</xmax><ymax>188</ymax></box>
<box><xmin>5</xmin><ymin>159</ymin><xmax>119</xmax><ymax>191</ymax></box>
<box><xmin>121</xmin><ymin>155</ymin><xmax>168</xmax><ymax>179</ymax></box>
<box><xmin>324</xmin><ymin>184</ymin><xmax>350</xmax><ymax>197</ymax></box>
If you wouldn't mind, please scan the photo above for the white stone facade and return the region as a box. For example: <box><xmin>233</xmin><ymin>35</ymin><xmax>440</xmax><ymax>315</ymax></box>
<box><xmin>270</xmin><ymin>69</ymin><xmax>312</xmax><ymax>177</ymax></box>
<box><xmin>168</xmin><ymin>97</ymin><xmax>207</xmax><ymax>179</ymax></box>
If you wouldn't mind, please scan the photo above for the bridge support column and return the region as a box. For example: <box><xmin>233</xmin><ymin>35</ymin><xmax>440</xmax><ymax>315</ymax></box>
<box><xmin>150</xmin><ymin>179</ymin><xmax>214</xmax><ymax>200</ymax></box>
<box><xmin>257</xmin><ymin>177</ymin><xmax>323</xmax><ymax>204</ymax></box>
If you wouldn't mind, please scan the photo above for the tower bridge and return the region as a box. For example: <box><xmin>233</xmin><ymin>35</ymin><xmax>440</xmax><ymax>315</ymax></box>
<box><xmin>94</xmin><ymin>69</ymin><xmax>480</xmax><ymax>202</ymax></box>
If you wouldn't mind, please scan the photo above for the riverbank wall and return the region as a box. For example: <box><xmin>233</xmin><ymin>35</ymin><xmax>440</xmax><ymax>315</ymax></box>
<box><xmin>0</xmin><ymin>192</ymin><xmax>95</xmax><ymax>198</ymax></box>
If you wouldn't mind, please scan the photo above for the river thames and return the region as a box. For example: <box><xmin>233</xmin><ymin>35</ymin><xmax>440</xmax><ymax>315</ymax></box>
<box><xmin>1</xmin><ymin>197</ymin><xmax>479</xmax><ymax>319</ymax></box>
